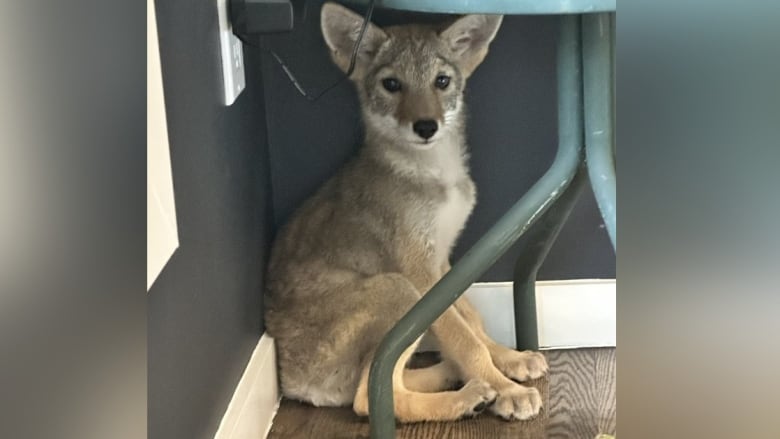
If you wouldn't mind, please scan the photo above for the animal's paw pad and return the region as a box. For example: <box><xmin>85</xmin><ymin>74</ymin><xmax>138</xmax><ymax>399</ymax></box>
<box><xmin>458</xmin><ymin>379</ymin><xmax>497</xmax><ymax>418</ymax></box>
<box><xmin>495</xmin><ymin>350</ymin><xmax>549</xmax><ymax>382</ymax></box>
<box><xmin>489</xmin><ymin>385</ymin><xmax>543</xmax><ymax>421</ymax></box>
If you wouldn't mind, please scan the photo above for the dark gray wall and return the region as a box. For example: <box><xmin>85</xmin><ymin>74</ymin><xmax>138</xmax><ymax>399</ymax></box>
<box><xmin>148</xmin><ymin>1</ymin><xmax>273</xmax><ymax>438</ymax></box>
<box><xmin>260</xmin><ymin>4</ymin><xmax>614</xmax><ymax>281</ymax></box>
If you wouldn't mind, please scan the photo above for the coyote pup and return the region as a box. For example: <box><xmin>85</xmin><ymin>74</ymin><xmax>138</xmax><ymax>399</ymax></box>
<box><xmin>265</xmin><ymin>2</ymin><xmax>548</xmax><ymax>422</ymax></box>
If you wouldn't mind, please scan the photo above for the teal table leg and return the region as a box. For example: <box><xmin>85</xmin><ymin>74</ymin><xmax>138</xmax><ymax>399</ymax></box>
<box><xmin>583</xmin><ymin>12</ymin><xmax>616</xmax><ymax>249</ymax></box>
<box><xmin>367</xmin><ymin>15</ymin><xmax>584</xmax><ymax>438</ymax></box>
<box><xmin>514</xmin><ymin>164</ymin><xmax>587</xmax><ymax>351</ymax></box>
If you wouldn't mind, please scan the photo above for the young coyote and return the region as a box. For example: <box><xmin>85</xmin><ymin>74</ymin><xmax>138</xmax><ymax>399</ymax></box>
<box><xmin>265</xmin><ymin>2</ymin><xmax>548</xmax><ymax>422</ymax></box>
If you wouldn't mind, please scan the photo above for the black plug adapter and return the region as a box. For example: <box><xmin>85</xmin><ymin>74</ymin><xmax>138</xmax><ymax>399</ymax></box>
<box><xmin>230</xmin><ymin>0</ymin><xmax>294</xmax><ymax>35</ymax></box>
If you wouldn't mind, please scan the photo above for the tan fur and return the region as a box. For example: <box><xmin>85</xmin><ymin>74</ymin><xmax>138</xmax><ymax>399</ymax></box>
<box><xmin>264</xmin><ymin>2</ymin><xmax>547</xmax><ymax>422</ymax></box>
<box><xmin>403</xmin><ymin>360</ymin><xmax>460</xmax><ymax>393</ymax></box>
<box><xmin>396</xmin><ymin>90</ymin><xmax>444</xmax><ymax>125</ymax></box>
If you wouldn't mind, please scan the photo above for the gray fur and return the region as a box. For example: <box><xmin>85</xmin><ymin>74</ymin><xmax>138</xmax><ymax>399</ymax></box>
<box><xmin>265</xmin><ymin>3</ymin><xmax>504</xmax><ymax>408</ymax></box>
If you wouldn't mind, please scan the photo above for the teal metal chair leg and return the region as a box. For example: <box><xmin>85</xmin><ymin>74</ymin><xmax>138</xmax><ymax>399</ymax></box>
<box><xmin>583</xmin><ymin>12</ymin><xmax>616</xmax><ymax>249</ymax></box>
<box><xmin>513</xmin><ymin>164</ymin><xmax>588</xmax><ymax>351</ymax></box>
<box><xmin>367</xmin><ymin>16</ymin><xmax>584</xmax><ymax>438</ymax></box>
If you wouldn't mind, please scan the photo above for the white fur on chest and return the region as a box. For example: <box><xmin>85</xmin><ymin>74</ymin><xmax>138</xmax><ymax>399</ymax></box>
<box><xmin>378</xmin><ymin>130</ymin><xmax>474</xmax><ymax>263</ymax></box>
<box><xmin>431</xmin><ymin>185</ymin><xmax>473</xmax><ymax>261</ymax></box>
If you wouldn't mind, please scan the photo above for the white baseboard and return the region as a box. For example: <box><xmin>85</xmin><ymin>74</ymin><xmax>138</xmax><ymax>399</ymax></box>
<box><xmin>213</xmin><ymin>334</ymin><xmax>280</xmax><ymax>439</ymax></box>
<box><xmin>464</xmin><ymin>279</ymin><xmax>616</xmax><ymax>350</ymax></box>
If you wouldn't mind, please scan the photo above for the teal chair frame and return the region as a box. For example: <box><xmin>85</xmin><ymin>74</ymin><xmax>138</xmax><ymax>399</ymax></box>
<box><xmin>347</xmin><ymin>3</ymin><xmax>616</xmax><ymax>437</ymax></box>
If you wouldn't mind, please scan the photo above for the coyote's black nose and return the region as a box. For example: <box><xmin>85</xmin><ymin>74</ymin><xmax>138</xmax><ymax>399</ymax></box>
<box><xmin>413</xmin><ymin>119</ymin><xmax>438</xmax><ymax>140</ymax></box>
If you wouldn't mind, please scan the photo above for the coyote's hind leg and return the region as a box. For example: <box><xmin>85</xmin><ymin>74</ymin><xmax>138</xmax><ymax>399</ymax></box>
<box><xmin>349</xmin><ymin>273</ymin><xmax>496</xmax><ymax>422</ymax></box>
<box><xmin>403</xmin><ymin>359</ymin><xmax>460</xmax><ymax>393</ymax></box>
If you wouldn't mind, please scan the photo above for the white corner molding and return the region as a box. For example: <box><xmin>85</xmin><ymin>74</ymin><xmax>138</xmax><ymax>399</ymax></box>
<box><xmin>465</xmin><ymin>279</ymin><xmax>616</xmax><ymax>350</ymax></box>
<box><xmin>147</xmin><ymin>0</ymin><xmax>179</xmax><ymax>290</ymax></box>
<box><xmin>214</xmin><ymin>334</ymin><xmax>281</xmax><ymax>439</ymax></box>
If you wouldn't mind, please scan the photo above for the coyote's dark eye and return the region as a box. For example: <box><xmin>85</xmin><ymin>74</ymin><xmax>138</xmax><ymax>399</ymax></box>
<box><xmin>435</xmin><ymin>75</ymin><xmax>451</xmax><ymax>90</ymax></box>
<box><xmin>381</xmin><ymin>78</ymin><xmax>402</xmax><ymax>93</ymax></box>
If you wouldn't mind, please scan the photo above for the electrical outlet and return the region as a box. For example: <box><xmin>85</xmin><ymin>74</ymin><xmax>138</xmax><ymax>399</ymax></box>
<box><xmin>217</xmin><ymin>0</ymin><xmax>246</xmax><ymax>105</ymax></box>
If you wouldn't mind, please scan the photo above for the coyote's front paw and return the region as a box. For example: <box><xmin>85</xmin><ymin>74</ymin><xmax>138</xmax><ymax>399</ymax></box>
<box><xmin>494</xmin><ymin>350</ymin><xmax>548</xmax><ymax>382</ymax></box>
<box><xmin>455</xmin><ymin>379</ymin><xmax>498</xmax><ymax>418</ymax></box>
<box><xmin>490</xmin><ymin>384</ymin><xmax>543</xmax><ymax>421</ymax></box>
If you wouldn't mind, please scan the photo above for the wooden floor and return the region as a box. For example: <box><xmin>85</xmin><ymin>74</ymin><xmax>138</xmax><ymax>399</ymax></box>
<box><xmin>545</xmin><ymin>349</ymin><xmax>616</xmax><ymax>439</ymax></box>
<box><xmin>268</xmin><ymin>348</ymin><xmax>615</xmax><ymax>439</ymax></box>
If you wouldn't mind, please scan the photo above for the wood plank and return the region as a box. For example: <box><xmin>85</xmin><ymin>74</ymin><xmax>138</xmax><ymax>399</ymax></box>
<box><xmin>268</xmin><ymin>348</ymin><xmax>615</xmax><ymax>438</ymax></box>
<box><xmin>545</xmin><ymin>348</ymin><xmax>616</xmax><ymax>438</ymax></box>
<box><xmin>269</xmin><ymin>379</ymin><xmax>548</xmax><ymax>438</ymax></box>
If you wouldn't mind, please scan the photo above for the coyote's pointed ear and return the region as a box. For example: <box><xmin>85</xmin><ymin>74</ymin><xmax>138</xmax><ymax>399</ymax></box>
<box><xmin>321</xmin><ymin>2</ymin><xmax>388</xmax><ymax>75</ymax></box>
<box><xmin>440</xmin><ymin>14</ymin><xmax>503</xmax><ymax>77</ymax></box>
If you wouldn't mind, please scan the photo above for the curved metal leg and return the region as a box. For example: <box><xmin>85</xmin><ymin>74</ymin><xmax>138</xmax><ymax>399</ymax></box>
<box><xmin>367</xmin><ymin>16</ymin><xmax>584</xmax><ymax>438</ymax></box>
<box><xmin>513</xmin><ymin>164</ymin><xmax>588</xmax><ymax>351</ymax></box>
<box><xmin>583</xmin><ymin>12</ymin><xmax>616</xmax><ymax>249</ymax></box>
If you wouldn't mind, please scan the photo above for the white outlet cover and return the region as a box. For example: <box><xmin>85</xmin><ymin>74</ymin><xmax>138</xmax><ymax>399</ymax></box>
<box><xmin>217</xmin><ymin>0</ymin><xmax>246</xmax><ymax>105</ymax></box>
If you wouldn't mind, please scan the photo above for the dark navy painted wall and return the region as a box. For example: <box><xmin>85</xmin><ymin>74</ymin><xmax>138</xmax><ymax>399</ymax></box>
<box><xmin>148</xmin><ymin>0</ymin><xmax>273</xmax><ymax>438</ymax></box>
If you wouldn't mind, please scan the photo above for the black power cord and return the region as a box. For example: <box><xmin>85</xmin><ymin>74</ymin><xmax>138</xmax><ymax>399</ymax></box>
<box><xmin>232</xmin><ymin>0</ymin><xmax>377</xmax><ymax>102</ymax></box>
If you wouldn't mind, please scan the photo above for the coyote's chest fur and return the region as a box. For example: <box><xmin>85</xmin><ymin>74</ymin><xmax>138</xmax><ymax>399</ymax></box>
<box><xmin>432</xmin><ymin>183</ymin><xmax>474</xmax><ymax>261</ymax></box>
<box><xmin>417</xmin><ymin>165</ymin><xmax>475</xmax><ymax>268</ymax></box>
<box><xmin>380</xmin><ymin>133</ymin><xmax>476</xmax><ymax>269</ymax></box>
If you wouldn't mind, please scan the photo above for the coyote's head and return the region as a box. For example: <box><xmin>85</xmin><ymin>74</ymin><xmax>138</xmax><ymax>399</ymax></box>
<box><xmin>321</xmin><ymin>3</ymin><xmax>502</xmax><ymax>149</ymax></box>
